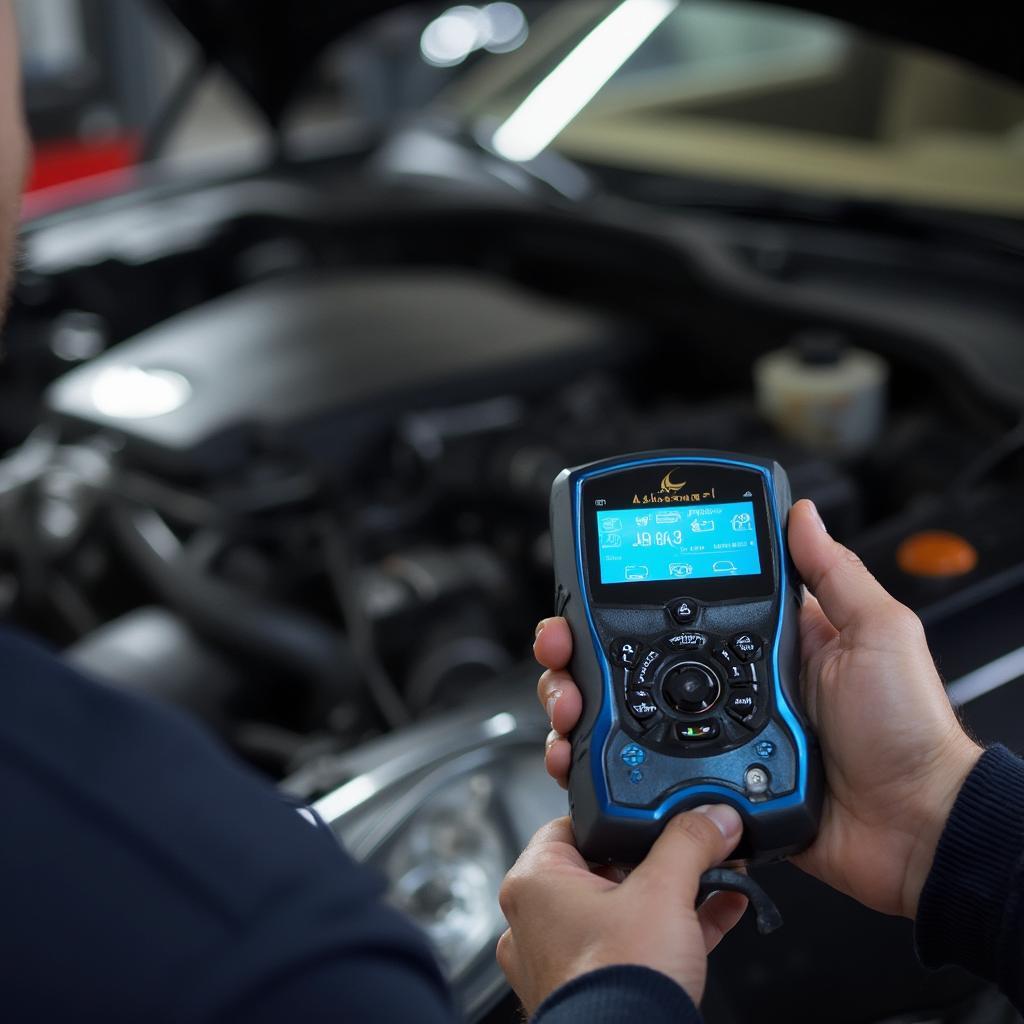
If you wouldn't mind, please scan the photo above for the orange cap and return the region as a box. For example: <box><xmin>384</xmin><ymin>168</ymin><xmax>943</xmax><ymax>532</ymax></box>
<box><xmin>896</xmin><ymin>530</ymin><xmax>978</xmax><ymax>578</ymax></box>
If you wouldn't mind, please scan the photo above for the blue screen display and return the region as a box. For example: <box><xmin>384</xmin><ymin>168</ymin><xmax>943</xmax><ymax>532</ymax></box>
<box><xmin>595</xmin><ymin>501</ymin><xmax>761</xmax><ymax>584</ymax></box>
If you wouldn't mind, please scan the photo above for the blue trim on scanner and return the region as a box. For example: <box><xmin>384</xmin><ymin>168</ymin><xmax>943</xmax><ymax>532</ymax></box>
<box><xmin>573</xmin><ymin>456</ymin><xmax>808</xmax><ymax>820</ymax></box>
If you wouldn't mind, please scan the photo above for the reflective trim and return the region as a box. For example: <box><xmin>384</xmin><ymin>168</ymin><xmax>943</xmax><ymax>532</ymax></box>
<box><xmin>946</xmin><ymin>646</ymin><xmax>1024</xmax><ymax>707</ymax></box>
<box><xmin>313</xmin><ymin>710</ymin><xmax>518</xmax><ymax>823</ymax></box>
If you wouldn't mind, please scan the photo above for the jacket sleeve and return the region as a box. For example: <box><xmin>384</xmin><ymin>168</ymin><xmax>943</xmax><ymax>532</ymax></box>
<box><xmin>532</xmin><ymin>966</ymin><xmax>703</xmax><ymax>1024</ymax></box>
<box><xmin>915</xmin><ymin>744</ymin><xmax>1024</xmax><ymax>1010</ymax></box>
<box><xmin>0</xmin><ymin>628</ymin><xmax>456</xmax><ymax>1024</ymax></box>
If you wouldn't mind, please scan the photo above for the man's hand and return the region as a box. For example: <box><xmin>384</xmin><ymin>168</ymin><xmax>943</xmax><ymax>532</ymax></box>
<box><xmin>535</xmin><ymin>499</ymin><xmax>982</xmax><ymax>919</ymax></box>
<box><xmin>497</xmin><ymin>808</ymin><xmax>747</xmax><ymax>1015</ymax></box>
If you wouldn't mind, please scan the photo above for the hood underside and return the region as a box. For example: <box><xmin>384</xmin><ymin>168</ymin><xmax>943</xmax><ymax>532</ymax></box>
<box><xmin>162</xmin><ymin>0</ymin><xmax>1022</xmax><ymax>127</ymax></box>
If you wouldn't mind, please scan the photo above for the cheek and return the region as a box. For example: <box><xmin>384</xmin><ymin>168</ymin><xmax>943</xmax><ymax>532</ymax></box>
<box><xmin>0</xmin><ymin>2</ymin><xmax>27</xmax><ymax>173</ymax></box>
<box><xmin>0</xmin><ymin>119</ymin><xmax>26</xmax><ymax>238</ymax></box>
<box><xmin>0</xmin><ymin>100</ymin><xmax>27</xmax><ymax>251</ymax></box>
<box><xmin>0</xmin><ymin>2</ymin><xmax>26</xmax><ymax>306</ymax></box>
<box><xmin>0</xmin><ymin>121</ymin><xmax>27</xmax><ymax>195</ymax></box>
<box><xmin>0</xmin><ymin>135</ymin><xmax>25</xmax><ymax>308</ymax></box>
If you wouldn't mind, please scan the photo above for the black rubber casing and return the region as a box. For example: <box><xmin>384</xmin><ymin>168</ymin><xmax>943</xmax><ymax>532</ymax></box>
<box><xmin>551</xmin><ymin>450</ymin><xmax>823</xmax><ymax>865</ymax></box>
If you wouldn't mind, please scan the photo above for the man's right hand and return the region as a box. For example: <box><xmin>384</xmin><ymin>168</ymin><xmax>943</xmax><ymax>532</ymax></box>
<box><xmin>535</xmin><ymin>498</ymin><xmax>983</xmax><ymax>919</ymax></box>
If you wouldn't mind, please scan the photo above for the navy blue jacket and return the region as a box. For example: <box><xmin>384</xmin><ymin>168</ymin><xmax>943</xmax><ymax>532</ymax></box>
<box><xmin>0</xmin><ymin>627</ymin><xmax>1019</xmax><ymax>1022</ymax></box>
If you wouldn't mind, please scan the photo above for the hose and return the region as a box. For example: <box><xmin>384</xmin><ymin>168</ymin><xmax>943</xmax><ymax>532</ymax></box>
<box><xmin>110</xmin><ymin>503</ymin><xmax>358</xmax><ymax>710</ymax></box>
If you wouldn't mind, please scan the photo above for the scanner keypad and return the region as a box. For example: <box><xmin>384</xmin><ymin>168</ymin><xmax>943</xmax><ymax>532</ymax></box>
<box><xmin>614</xmin><ymin>628</ymin><xmax>768</xmax><ymax>753</ymax></box>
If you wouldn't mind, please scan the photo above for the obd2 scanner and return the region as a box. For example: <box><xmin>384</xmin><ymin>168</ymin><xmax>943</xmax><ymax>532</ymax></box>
<box><xmin>550</xmin><ymin>451</ymin><xmax>823</xmax><ymax>931</ymax></box>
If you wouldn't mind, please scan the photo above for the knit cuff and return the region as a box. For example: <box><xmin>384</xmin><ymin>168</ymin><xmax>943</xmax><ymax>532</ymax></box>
<box><xmin>532</xmin><ymin>965</ymin><xmax>701</xmax><ymax>1024</ymax></box>
<box><xmin>916</xmin><ymin>744</ymin><xmax>1024</xmax><ymax>991</ymax></box>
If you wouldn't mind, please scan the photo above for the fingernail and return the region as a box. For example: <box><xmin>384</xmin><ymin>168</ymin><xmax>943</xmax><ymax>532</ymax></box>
<box><xmin>807</xmin><ymin>500</ymin><xmax>828</xmax><ymax>533</ymax></box>
<box><xmin>694</xmin><ymin>803</ymin><xmax>742</xmax><ymax>839</ymax></box>
<box><xmin>545</xmin><ymin>690</ymin><xmax>562</xmax><ymax>722</ymax></box>
<box><xmin>545</xmin><ymin>729</ymin><xmax>559</xmax><ymax>751</ymax></box>
<box><xmin>535</xmin><ymin>619</ymin><xmax>548</xmax><ymax>639</ymax></box>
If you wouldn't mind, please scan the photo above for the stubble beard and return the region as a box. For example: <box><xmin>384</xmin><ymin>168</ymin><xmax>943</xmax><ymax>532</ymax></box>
<box><xmin>0</xmin><ymin>197</ymin><xmax>20</xmax><ymax>338</ymax></box>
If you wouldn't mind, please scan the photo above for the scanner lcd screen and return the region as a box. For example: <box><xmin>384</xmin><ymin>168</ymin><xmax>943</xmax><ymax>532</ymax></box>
<box><xmin>595</xmin><ymin>501</ymin><xmax>761</xmax><ymax>585</ymax></box>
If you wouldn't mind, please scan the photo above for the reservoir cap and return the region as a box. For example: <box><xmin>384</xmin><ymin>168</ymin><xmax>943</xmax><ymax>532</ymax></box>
<box><xmin>896</xmin><ymin>530</ymin><xmax>978</xmax><ymax>578</ymax></box>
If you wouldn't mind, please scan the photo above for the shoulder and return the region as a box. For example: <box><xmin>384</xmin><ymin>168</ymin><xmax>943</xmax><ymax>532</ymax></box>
<box><xmin>0</xmin><ymin>627</ymin><xmax>447</xmax><ymax>1020</ymax></box>
<box><xmin>0</xmin><ymin>626</ymin><xmax>365</xmax><ymax>916</ymax></box>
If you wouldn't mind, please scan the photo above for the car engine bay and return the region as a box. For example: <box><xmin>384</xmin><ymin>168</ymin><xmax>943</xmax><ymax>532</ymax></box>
<box><xmin>2</xmin><ymin>174</ymin><xmax>1023</xmax><ymax>1022</ymax></box>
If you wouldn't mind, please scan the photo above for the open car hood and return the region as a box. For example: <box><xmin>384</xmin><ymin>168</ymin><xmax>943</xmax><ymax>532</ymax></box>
<box><xmin>162</xmin><ymin>0</ymin><xmax>1022</xmax><ymax>127</ymax></box>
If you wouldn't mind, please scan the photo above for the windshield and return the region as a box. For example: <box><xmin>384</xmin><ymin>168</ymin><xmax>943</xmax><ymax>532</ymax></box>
<box><xmin>431</xmin><ymin>0</ymin><xmax>1024</xmax><ymax>218</ymax></box>
<box><xmin>18</xmin><ymin>1</ymin><xmax>1024</xmax><ymax>221</ymax></box>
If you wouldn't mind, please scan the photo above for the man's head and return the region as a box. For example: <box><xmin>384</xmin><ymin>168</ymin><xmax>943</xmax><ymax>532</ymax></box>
<box><xmin>0</xmin><ymin>0</ymin><xmax>28</xmax><ymax>320</ymax></box>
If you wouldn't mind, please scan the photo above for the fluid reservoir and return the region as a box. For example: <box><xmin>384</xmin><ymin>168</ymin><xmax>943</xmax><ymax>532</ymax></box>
<box><xmin>753</xmin><ymin>331</ymin><xmax>888</xmax><ymax>456</ymax></box>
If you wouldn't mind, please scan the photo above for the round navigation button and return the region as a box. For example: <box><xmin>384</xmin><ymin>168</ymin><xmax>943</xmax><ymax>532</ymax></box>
<box><xmin>662</xmin><ymin>664</ymin><xmax>721</xmax><ymax>714</ymax></box>
<box><xmin>668</xmin><ymin>598</ymin><xmax>699</xmax><ymax>625</ymax></box>
<box><xmin>610</xmin><ymin>638</ymin><xmax>642</xmax><ymax>667</ymax></box>
<box><xmin>620</xmin><ymin>743</ymin><xmax>647</xmax><ymax>767</ymax></box>
<box><xmin>729</xmin><ymin>633</ymin><xmax>763</xmax><ymax>662</ymax></box>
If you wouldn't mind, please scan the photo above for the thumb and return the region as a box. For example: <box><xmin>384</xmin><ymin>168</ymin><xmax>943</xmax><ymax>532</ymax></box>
<box><xmin>628</xmin><ymin>804</ymin><xmax>743</xmax><ymax>905</ymax></box>
<box><xmin>788</xmin><ymin>499</ymin><xmax>904</xmax><ymax>637</ymax></box>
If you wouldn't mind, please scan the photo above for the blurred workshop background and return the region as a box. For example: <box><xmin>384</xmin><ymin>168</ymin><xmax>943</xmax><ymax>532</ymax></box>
<box><xmin>5</xmin><ymin>4</ymin><xmax>1024</xmax><ymax>1023</ymax></box>
<box><xmin>17</xmin><ymin>0</ymin><xmax>1024</xmax><ymax>213</ymax></box>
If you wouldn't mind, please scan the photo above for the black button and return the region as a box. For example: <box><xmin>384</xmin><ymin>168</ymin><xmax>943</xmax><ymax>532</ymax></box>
<box><xmin>725</xmin><ymin>689</ymin><xmax>758</xmax><ymax>726</ymax></box>
<box><xmin>724</xmin><ymin>662</ymin><xmax>756</xmax><ymax>686</ymax></box>
<box><xmin>628</xmin><ymin>693</ymin><xmax>659</xmax><ymax>720</ymax></box>
<box><xmin>711</xmin><ymin>642</ymin><xmax>737</xmax><ymax>669</ymax></box>
<box><xmin>610</xmin><ymin>639</ymin><xmax>642</xmax><ymax>667</ymax></box>
<box><xmin>664</xmin><ymin>632</ymin><xmax>707</xmax><ymax>651</ymax></box>
<box><xmin>662</xmin><ymin>665</ymin><xmax>721</xmax><ymax>714</ymax></box>
<box><xmin>633</xmin><ymin>649</ymin><xmax>662</xmax><ymax>689</ymax></box>
<box><xmin>676</xmin><ymin>720</ymin><xmax>720</xmax><ymax>742</ymax></box>
<box><xmin>730</xmin><ymin>633</ymin><xmax>763</xmax><ymax>662</ymax></box>
<box><xmin>668</xmin><ymin>598</ymin><xmax>698</xmax><ymax>624</ymax></box>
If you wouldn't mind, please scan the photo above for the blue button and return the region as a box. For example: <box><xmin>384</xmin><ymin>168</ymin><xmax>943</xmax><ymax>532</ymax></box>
<box><xmin>621</xmin><ymin>744</ymin><xmax>646</xmax><ymax>767</ymax></box>
<box><xmin>755</xmin><ymin>740</ymin><xmax>776</xmax><ymax>758</ymax></box>
<box><xmin>629</xmin><ymin>768</ymin><xmax>644</xmax><ymax>784</ymax></box>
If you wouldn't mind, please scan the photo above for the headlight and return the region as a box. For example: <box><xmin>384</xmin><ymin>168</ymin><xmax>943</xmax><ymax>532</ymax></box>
<box><xmin>383</xmin><ymin>774</ymin><xmax>509</xmax><ymax>977</ymax></box>
<box><xmin>310</xmin><ymin>697</ymin><xmax>562</xmax><ymax>1021</ymax></box>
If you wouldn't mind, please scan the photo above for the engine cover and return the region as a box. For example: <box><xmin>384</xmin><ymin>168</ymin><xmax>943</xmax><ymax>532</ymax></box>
<box><xmin>45</xmin><ymin>269</ymin><xmax>620</xmax><ymax>475</ymax></box>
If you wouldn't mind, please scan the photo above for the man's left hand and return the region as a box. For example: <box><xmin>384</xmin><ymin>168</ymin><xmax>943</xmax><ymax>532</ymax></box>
<box><xmin>496</xmin><ymin>808</ymin><xmax>747</xmax><ymax>1015</ymax></box>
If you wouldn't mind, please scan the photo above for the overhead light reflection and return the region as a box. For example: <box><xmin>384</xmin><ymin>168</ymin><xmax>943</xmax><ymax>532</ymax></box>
<box><xmin>491</xmin><ymin>0</ymin><xmax>677</xmax><ymax>162</ymax></box>
<box><xmin>420</xmin><ymin>5</ymin><xmax>487</xmax><ymax>67</ymax></box>
<box><xmin>90</xmin><ymin>366</ymin><xmax>191</xmax><ymax>419</ymax></box>
<box><xmin>482</xmin><ymin>2</ymin><xmax>528</xmax><ymax>54</ymax></box>
<box><xmin>420</xmin><ymin>3</ymin><xmax>528</xmax><ymax>68</ymax></box>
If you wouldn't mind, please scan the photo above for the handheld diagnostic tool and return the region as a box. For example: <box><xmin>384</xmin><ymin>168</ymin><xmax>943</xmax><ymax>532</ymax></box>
<box><xmin>551</xmin><ymin>450</ymin><xmax>822</xmax><ymax>867</ymax></box>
